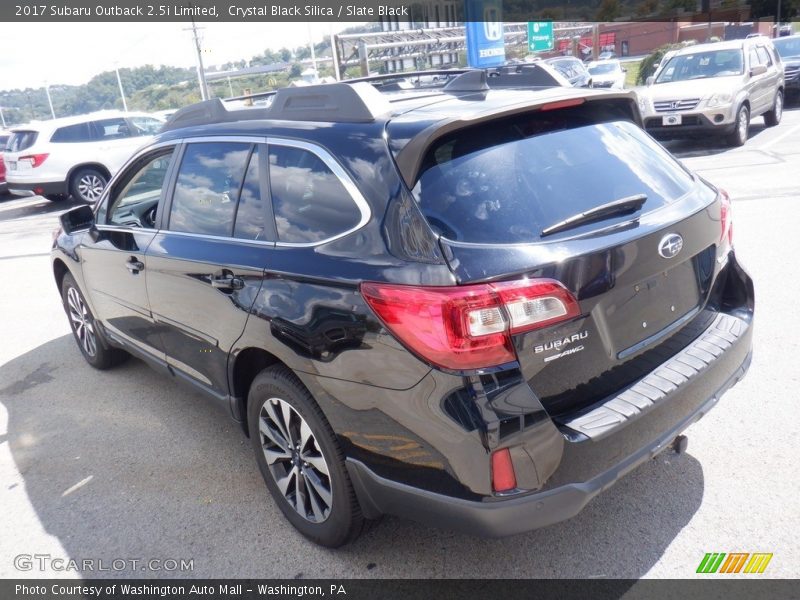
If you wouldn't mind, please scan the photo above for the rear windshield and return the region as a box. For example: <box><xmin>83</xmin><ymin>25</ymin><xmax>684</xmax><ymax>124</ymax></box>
<box><xmin>412</xmin><ymin>110</ymin><xmax>695</xmax><ymax>244</ymax></box>
<box><xmin>7</xmin><ymin>130</ymin><xmax>39</xmax><ymax>152</ymax></box>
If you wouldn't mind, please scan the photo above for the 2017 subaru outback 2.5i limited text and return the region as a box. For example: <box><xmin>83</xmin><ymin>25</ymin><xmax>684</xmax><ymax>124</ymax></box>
<box><xmin>52</xmin><ymin>69</ymin><xmax>754</xmax><ymax>547</ymax></box>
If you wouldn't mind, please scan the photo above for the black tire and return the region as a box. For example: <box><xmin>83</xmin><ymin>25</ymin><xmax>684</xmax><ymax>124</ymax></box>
<box><xmin>728</xmin><ymin>104</ymin><xmax>750</xmax><ymax>147</ymax></box>
<box><xmin>764</xmin><ymin>90</ymin><xmax>783</xmax><ymax>127</ymax></box>
<box><xmin>61</xmin><ymin>273</ymin><xmax>128</xmax><ymax>369</ymax></box>
<box><xmin>70</xmin><ymin>167</ymin><xmax>108</xmax><ymax>203</ymax></box>
<box><xmin>247</xmin><ymin>365</ymin><xmax>371</xmax><ymax>547</ymax></box>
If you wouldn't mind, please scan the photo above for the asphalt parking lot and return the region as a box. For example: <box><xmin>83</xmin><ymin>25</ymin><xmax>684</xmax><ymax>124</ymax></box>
<box><xmin>1</xmin><ymin>106</ymin><xmax>799</xmax><ymax>580</ymax></box>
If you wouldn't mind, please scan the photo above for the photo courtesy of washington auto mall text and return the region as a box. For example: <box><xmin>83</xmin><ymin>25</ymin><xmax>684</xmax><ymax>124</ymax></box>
<box><xmin>1</xmin><ymin>0</ymin><xmax>799</xmax><ymax>598</ymax></box>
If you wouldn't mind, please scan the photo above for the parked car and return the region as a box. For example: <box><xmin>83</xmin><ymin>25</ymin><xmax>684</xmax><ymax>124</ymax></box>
<box><xmin>52</xmin><ymin>74</ymin><xmax>754</xmax><ymax>547</ymax></box>
<box><xmin>587</xmin><ymin>59</ymin><xmax>626</xmax><ymax>89</ymax></box>
<box><xmin>598</xmin><ymin>51</ymin><xmax>617</xmax><ymax>61</ymax></box>
<box><xmin>3</xmin><ymin>111</ymin><xmax>163</xmax><ymax>203</ymax></box>
<box><xmin>638</xmin><ymin>38</ymin><xmax>785</xmax><ymax>146</ymax></box>
<box><xmin>0</xmin><ymin>131</ymin><xmax>10</xmax><ymax>195</ymax></box>
<box><xmin>772</xmin><ymin>35</ymin><xmax>800</xmax><ymax>100</ymax></box>
<box><xmin>545</xmin><ymin>56</ymin><xmax>593</xmax><ymax>87</ymax></box>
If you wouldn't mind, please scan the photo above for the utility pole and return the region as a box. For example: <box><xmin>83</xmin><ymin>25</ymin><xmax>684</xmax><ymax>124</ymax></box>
<box><xmin>330</xmin><ymin>24</ymin><xmax>341</xmax><ymax>81</ymax></box>
<box><xmin>44</xmin><ymin>83</ymin><xmax>56</xmax><ymax>119</ymax></box>
<box><xmin>776</xmin><ymin>0</ymin><xmax>782</xmax><ymax>37</ymax></box>
<box><xmin>185</xmin><ymin>14</ymin><xmax>209</xmax><ymax>101</ymax></box>
<box><xmin>307</xmin><ymin>22</ymin><xmax>318</xmax><ymax>77</ymax></box>
<box><xmin>0</xmin><ymin>107</ymin><xmax>6</xmax><ymax>128</ymax></box>
<box><xmin>115</xmin><ymin>65</ymin><xmax>128</xmax><ymax>112</ymax></box>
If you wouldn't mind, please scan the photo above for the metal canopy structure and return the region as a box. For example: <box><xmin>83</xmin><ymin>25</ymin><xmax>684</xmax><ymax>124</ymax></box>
<box><xmin>334</xmin><ymin>23</ymin><xmax>532</xmax><ymax>76</ymax></box>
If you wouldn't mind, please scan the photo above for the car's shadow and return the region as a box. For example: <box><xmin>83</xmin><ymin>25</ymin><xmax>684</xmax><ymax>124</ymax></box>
<box><xmin>1</xmin><ymin>335</ymin><xmax>705</xmax><ymax>578</ymax></box>
<box><xmin>664</xmin><ymin>121</ymin><xmax>768</xmax><ymax>158</ymax></box>
<box><xmin>0</xmin><ymin>195</ymin><xmax>83</xmax><ymax>222</ymax></box>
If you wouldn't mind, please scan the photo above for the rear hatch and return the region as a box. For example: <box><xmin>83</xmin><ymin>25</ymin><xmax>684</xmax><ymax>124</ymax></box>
<box><xmin>398</xmin><ymin>99</ymin><xmax>726</xmax><ymax>418</ymax></box>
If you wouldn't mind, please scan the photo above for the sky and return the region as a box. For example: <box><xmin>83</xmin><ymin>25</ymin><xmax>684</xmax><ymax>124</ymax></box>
<box><xmin>0</xmin><ymin>22</ymin><xmax>360</xmax><ymax>91</ymax></box>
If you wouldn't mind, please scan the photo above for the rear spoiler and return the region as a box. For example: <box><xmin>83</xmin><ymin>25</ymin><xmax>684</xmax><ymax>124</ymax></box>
<box><xmin>392</xmin><ymin>89</ymin><xmax>641</xmax><ymax>189</ymax></box>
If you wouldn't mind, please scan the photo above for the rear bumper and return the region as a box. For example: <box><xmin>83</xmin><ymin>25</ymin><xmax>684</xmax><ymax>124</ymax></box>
<box><xmin>347</xmin><ymin>308</ymin><xmax>753</xmax><ymax>537</ymax></box>
<box><xmin>6</xmin><ymin>180</ymin><xmax>67</xmax><ymax>198</ymax></box>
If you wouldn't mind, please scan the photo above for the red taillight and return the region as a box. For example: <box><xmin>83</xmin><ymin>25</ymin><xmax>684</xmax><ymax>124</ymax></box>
<box><xmin>719</xmin><ymin>188</ymin><xmax>733</xmax><ymax>247</ymax></box>
<box><xmin>491</xmin><ymin>448</ymin><xmax>517</xmax><ymax>492</ymax></box>
<box><xmin>360</xmin><ymin>278</ymin><xmax>580</xmax><ymax>371</ymax></box>
<box><xmin>19</xmin><ymin>153</ymin><xmax>49</xmax><ymax>168</ymax></box>
<box><xmin>540</xmin><ymin>98</ymin><xmax>585</xmax><ymax>111</ymax></box>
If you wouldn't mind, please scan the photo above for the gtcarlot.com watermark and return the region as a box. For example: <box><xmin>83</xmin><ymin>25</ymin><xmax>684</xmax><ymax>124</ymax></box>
<box><xmin>14</xmin><ymin>553</ymin><xmax>194</xmax><ymax>573</ymax></box>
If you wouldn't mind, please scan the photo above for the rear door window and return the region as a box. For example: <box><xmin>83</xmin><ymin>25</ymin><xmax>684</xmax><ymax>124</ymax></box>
<box><xmin>268</xmin><ymin>144</ymin><xmax>362</xmax><ymax>244</ymax></box>
<box><xmin>412</xmin><ymin>110</ymin><xmax>696</xmax><ymax>244</ymax></box>
<box><xmin>168</xmin><ymin>142</ymin><xmax>250</xmax><ymax>237</ymax></box>
<box><xmin>233</xmin><ymin>146</ymin><xmax>267</xmax><ymax>241</ymax></box>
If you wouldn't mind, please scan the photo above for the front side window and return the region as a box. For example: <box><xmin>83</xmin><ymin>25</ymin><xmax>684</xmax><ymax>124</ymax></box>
<box><xmin>128</xmin><ymin>116</ymin><xmax>163</xmax><ymax>136</ymax></box>
<box><xmin>756</xmin><ymin>46</ymin><xmax>772</xmax><ymax>67</ymax></box>
<box><xmin>268</xmin><ymin>144</ymin><xmax>362</xmax><ymax>244</ymax></box>
<box><xmin>92</xmin><ymin>118</ymin><xmax>131</xmax><ymax>140</ymax></box>
<box><xmin>169</xmin><ymin>142</ymin><xmax>250</xmax><ymax>237</ymax></box>
<box><xmin>107</xmin><ymin>148</ymin><xmax>175</xmax><ymax>228</ymax></box>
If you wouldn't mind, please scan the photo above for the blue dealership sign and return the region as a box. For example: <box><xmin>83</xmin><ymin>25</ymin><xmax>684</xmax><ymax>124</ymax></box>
<box><xmin>465</xmin><ymin>0</ymin><xmax>505</xmax><ymax>69</ymax></box>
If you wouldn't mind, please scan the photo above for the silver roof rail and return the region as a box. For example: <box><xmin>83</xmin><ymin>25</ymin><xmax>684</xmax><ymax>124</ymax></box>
<box><xmin>162</xmin><ymin>81</ymin><xmax>393</xmax><ymax>132</ymax></box>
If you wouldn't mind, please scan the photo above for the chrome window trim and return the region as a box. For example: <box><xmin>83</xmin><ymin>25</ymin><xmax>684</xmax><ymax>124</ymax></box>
<box><xmin>94</xmin><ymin>135</ymin><xmax>372</xmax><ymax>248</ymax></box>
<box><xmin>152</xmin><ymin>229</ymin><xmax>275</xmax><ymax>248</ymax></box>
<box><xmin>266</xmin><ymin>137</ymin><xmax>372</xmax><ymax>248</ymax></box>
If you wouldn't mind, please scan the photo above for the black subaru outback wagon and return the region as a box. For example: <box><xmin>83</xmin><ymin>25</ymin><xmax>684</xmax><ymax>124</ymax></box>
<box><xmin>52</xmin><ymin>69</ymin><xmax>754</xmax><ymax>547</ymax></box>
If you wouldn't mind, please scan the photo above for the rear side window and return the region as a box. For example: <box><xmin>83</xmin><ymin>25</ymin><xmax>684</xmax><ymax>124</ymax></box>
<box><xmin>7</xmin><ymin>131</ymin><xmax>38</xmax><ymax>152</ymax></box>
<box><xmin>756</xmin><ymin>46</ymin><xmax>772</xmax><ymax>66</ymax></box>
<box><xmin>268</xmin><ymin>144</ymin><xmax>361</xmax><ymax>244</ymax></box>
<box><xmin>169</xmin><ymin>142</ymin><xmax>250</xmax><ymax>237</ymax></box>
<box><xmin>51</xmin><ymin>122</ymin><xmax>93</xmax><ymax>143</ymax></box>
<box><xmin>412</xmin><ymin>110</ymin><xmax>696</xmax><ymax>244</ymax></box>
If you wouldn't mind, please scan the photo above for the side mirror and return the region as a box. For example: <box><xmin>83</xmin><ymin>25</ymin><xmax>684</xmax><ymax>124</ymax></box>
<box><xmin>646</xmin><ymin>76</ymin><xmax>655</xmax><ymax>86</ymax></box>
<box><xmin>60</xmin><ymin>204</ymin><xmax>95</xmax><ymax>234</ymax></box>
<box><xmin>750</xmin><ymin>64</ymin><xmax>767</xmax><ymax>76</ymax></box>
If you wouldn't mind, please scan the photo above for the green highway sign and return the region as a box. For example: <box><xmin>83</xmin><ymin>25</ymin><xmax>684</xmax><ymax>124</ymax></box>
<box><xmin>528</xmin><ymin>21</ymin><xmax>554</xmax><ymax>53</ymax></box>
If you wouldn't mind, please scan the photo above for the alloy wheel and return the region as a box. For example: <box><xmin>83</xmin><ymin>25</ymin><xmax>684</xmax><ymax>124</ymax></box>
<box><xmin>67</xmin><ymin>287</ymin><xmax>97</xmax><ymax>357</ymax></box>
<box><xmin>775</xmin><ymin>93</ymin><xmax>783</xmax><ymax>123</ymax></box>
<box><xmin>738</xmin><ymin>108</ymin><xmax>748</xmax><ymax>142</ymax></box>
<box><xmin>78</xmin><ymin>174</ymin><xmax>105</xmax><ymax>201</ymax></box>
<box><xmin>258</xmin><ymin>397</ymin><xmax>333</xmax><ymax>523</ymax></box>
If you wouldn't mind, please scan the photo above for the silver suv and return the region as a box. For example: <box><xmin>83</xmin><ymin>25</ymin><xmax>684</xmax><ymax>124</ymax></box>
<box><xmin>638</xmin><ymin>38</ymin><xmax>784</xmax><ymax>146</ymax></box>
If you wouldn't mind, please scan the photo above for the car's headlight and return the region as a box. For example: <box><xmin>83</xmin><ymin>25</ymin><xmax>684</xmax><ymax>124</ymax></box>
<box><xmin>707</xmin><ymin>93</ymin><xmax>733</xmax><ymax>108</ymax></box>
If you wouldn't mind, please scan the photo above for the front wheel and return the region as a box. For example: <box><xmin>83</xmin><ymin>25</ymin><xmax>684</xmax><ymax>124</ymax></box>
<box><xmin>247</xmin><ymin>365</ymin><xmax>372</xmax><ymax>547</ymax></box>
<box><xmin>728</xmin><ymin>105</ymin><xmax>750</xmax><ymax>147</ymax></box>
<box><xmin>70</xmin><ymin>168</ymin><xmax>108</xmax><ymax>203</ymax></box>
<box><xmin>61</xmin><ymin>273</ymin><xmax>128</xmax><ymax>369</ymax></box>
<box><xmin>764</xmin><ymin>90</ymin><xmax>783</xmax><ymax>127</ymax></box>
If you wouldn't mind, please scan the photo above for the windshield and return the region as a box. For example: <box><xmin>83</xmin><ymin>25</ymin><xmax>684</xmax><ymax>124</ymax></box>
<box><xmin>589</xmin><ymin>63</ymin><xmax>618</xmax><ymax>75</ymax></box>
<box><xmin>656</xmin><ymin>49</ymin><xmax>743</xmax><ymax>83</ymax></box>
<box><xmin>773</xmin><ymin>37</ymin><xmax>800</xmax><ymax>58</ymax></box>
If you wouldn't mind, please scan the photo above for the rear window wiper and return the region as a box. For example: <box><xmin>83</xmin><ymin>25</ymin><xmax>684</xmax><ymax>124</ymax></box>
<box><xmin>540</xmin><ymin>194</ymin><xmax>647</xmax><ymax>238</ymax></box>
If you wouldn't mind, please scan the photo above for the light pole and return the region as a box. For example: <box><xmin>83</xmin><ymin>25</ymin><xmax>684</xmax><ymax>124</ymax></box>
<box><xmin>115</xmin><ymin>65</ymin><xmax>128</xmax><ymax>112</ymax></box>
<box><xmin>44</xmin><ymin>83</ymin><xmax>56</xmax><ymax>119</ymax></box>
<box><xmin>776</xmin><ymin>0</ymin><xmax>782</xmax><ymax>37</ymax></box>
<box><xmin>0</xmin><ymin>106</ymin><xmax>6</xmax><ymax>128</ymax></box>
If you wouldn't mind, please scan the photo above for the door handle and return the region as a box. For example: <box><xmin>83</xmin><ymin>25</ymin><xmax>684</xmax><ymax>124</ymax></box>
<box><xmin>210</xmin><ymin>275</ymin><xmax>244</xmax><ymax>290</ymax></box>
<box><xmin>125</xmin><ymin>258</ymin><xmax>144</xmax><ymax>274</ymax></box>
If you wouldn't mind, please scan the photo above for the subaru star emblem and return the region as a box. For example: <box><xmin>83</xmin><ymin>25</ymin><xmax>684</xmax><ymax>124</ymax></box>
<box><xmin>658</xmin><ymin>233</ymin><xmax>683</xmax><ymax>259</ymax></box>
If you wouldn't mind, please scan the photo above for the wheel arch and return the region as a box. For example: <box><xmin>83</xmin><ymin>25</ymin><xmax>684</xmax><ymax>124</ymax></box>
<box><xmin>230</xmin><ymin>347</ymin><xmax>284</xmax><ymax>437</ymax></box>
<box><xmin>53</xmin><ymin>257</ymin><xmax>70</xmax><ymax>293</ymax></box>
<box><xmin>66</xmin><ymin>162</ymin><xmax>112</xmax><ymax>189</ymax></box>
